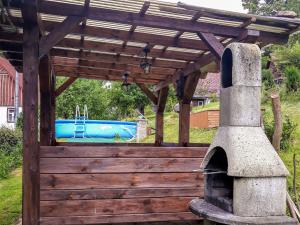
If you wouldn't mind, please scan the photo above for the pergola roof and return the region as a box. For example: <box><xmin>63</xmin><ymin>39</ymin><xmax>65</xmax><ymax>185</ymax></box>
<box><xmin>1</xmin><ymin>0</ymin><xmax>300</xmax><ymax>87</ymax></box>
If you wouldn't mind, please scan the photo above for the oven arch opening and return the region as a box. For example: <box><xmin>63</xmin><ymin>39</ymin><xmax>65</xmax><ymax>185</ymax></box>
<box><xmin>204</xmin><ymin>147</ymin><xmax>233</xmax><ymax>213</ymax></box>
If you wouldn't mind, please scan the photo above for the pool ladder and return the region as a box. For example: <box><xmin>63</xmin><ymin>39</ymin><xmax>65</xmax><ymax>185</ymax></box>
<box><xmin>74</xmin><ymin>105</ymin><xmax>88</xmax><ymax>138</ymax></box>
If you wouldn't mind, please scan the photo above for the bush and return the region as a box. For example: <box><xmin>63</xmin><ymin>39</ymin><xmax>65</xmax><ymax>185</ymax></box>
<box><xmin>262</xmin><ymin>69</ymin><xmax>275</xmax><ymax>90</ymax></box>
<box><xmin>285</xmin><ymin>66</ymin><xmax>300</xmax><ymax>92</ymax></box>
<box><xmin>264</xmin><ymin>114</ymin><xmax>297</xmax><ymax>151</ymax></box>
<box><xmin>0</xmin><ymin>127</ymin><xmax>21</xmax><ymax>154</ymax></box>
<box><xmin>0</xmin><ymin>127</ymin><xmax>22</xmax><ymax>179</ymax></box>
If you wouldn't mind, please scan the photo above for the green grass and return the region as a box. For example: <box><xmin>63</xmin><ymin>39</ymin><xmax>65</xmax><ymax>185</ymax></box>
<box><xmin>0</xmin><ymin>168</ymin><xmax>22</xmax><ymax>225</ymax></box>
<box><xmin>143</xmin><ymin>102</ymin><xmax>218</xmax><ymax>144</ymax></box>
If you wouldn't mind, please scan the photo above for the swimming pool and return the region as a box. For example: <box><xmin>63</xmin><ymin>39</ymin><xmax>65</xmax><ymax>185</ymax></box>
<box><xmin>55</xmin><ymin>120</ymin><xmax>137</xmax><ymax>140</ymax></box>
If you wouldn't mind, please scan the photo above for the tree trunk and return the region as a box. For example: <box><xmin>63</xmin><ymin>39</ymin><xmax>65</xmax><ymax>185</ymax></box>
<box><xmin>271</xmin><ymin>93</ymin><xmax>283</xmax><ymax>152</ymax></box>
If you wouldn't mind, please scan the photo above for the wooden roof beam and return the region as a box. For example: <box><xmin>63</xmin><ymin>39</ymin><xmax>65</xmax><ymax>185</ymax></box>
<box><xmin>197</xmin><ymin>32</ymin><xmax>224</xmax><ymax>61</ymax></box>
<box><xmin>155</xmin><ymin>28</ymin><xmax>260</xmax><ymax>91</ymax></box>
<box><xmin>52</xmin><ymin>57</ymin><xmax>175</xmax><ymax>76</ymax></box>
<box><xmin>123</xmin><ymin>1</ymin><xmax>150</xmax><ymax>48</ymax></box>
<box><xmin>56</xmin><ymin>70</ymin><xmax>160</xmax><ymax>84</ymax></box>
<box><xmin>39</xmin><ymin>15</ymin><xmax>85</xmax><ymax>58</ymax></box>
<box><xmin>136</xmin><ymin>83</ymin><xmax>158</xmax><ymax>105</ymax></box>
<box><xmin>0</xmin><ymin>31</ymin><xmax>204</xmax><ymax>62</ymax></box>
<box><xmin>55</xmin><ymin>77</ymin><xmax>77</xmax><ymax>97</ymax></box>
<box><xmin>54</xmin><ymin>65</ymin><xmax>167</xmax><ymax>80</ymax></box>
<box><xmin>36</xmin><ymin>1</ymin><xmax>243</xmax><ymax>37</ymax></box>
<box><xmin>36</xmin><ymin>1</ymin><xmax>291</xmax><ymax>44</ymax></box>
<box><xmin>51</xmin><ymin>48</ymin><xmax>187</xmax><ymax>69</ymax></box>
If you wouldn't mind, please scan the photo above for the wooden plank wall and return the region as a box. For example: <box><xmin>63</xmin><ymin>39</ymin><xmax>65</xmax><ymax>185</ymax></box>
<box><xmin>190</xmin><ymin>110</ymin><xmax>220</xmax><ymax>129</ymax></box>
<box><xmin>39</xmin><ymin>146</ymin><xmax>207</xmax><ymax>224</ymax></box>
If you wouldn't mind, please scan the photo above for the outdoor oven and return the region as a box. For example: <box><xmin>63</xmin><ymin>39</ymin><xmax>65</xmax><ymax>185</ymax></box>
<box><xmin>190</xmin><ymin>43</ymin><xmax>297</xmax><ymax>225</ymax></box>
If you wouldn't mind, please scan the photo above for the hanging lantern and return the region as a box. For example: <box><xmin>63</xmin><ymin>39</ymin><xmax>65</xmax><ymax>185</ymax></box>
<box><xmin>121</xmin><ymin>71</ymin><xmax>131</xmax><ymax>91</ymax></box>
<box><xmin>140</xmin><ymin>44</ymin><xmax>152</xmax><ymax>74</ymax></box>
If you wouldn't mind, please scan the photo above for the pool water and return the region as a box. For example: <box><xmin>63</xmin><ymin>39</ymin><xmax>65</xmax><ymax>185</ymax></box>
<box><xmin>57</xmin><ymin>137</ymin><xmax>133</xmax><ymax>143</ymax></box>
<box><xmin>55</xmin><ymin>119</ymin><xmax>137</xmax><ymax>141</ymax></box>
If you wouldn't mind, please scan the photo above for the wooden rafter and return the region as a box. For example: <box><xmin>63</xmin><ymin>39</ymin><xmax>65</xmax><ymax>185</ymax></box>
<box><xmin>51</xmin><ymin>48</ymin><xmax>187</xmax><ymax>69</ymax></box>
<box><xmin>37</xmin><ymin>1</ymin><xmax>289</xmax><ymax>42</ymax></box>
<box><xmin>197</xmin><ymin>32</ymin><xmax>224</xmax><ymax>60</ymax></box>
<box><xmin>136</xmin><ymin>83</ymin><xmax>158</xmax><ymax>105</ymax></box>
<box><xmin>52</xmin><ymin>57</ymin><xmax>175</xmax><ymax>76</ymax></box>
<box><xmin>55</xmin><ymin>77</ymin><xmax>77</xmax><ymax>97</ymax></box>
<box><xmin>39</xmin><ymin>15</ymin><xmax>85</xmax><ymax>58</ymax></box>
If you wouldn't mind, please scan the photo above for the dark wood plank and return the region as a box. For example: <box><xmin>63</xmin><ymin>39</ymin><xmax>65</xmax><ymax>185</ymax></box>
<box><xmin>37</xmin><ymin>0</ymin><xmax>289</xmax><ymax>41</ymax></box>
<box><xmin>155</xmin><ymin>87</ymin><xmax>169</xmax><ymax>146</ymax></box>
<box><xmin>40</xmin><ymin>187</ymin><xmax>204</xmax><ymax>201</ymax></box>
<box><xmin>50</xmin><ymin>68</ymin><xmax>56</xmax><ymax>145</ymax></box>
<box><xmin>54</xmin><ymin>142</ymin><xmax>209</xmax><ymax>147</ymax></box>
<box><xmin>39</xmin><ymin>56</ymin><xmax>52</xmax><ymax>145</ymax></box>
<box><xmin>40</xmin><ymin>146</ymin><xmax>208</xmax><ymax>158</ymax></box>
<box><xmin>40</xmin><ymin>212</ymin><xmax>201</xmax><ymax>224</ymax></box>
<box><xmin>40</xmin><ymin>173</ymin><xmax>203</xmax><ymax>190</ymax></box>
<box><xmin>55</xmin><ymin>77</ymin><xmax>77</xmax><ymax>97</ymax></box>
<box><xmin>197</xmin><ymin>32</ymin><xmax>224</xmax><ymax>61</ymax></box>
<box><xmin>40</xmin><ymin>158</ymin><xmax>203</xmax><ymax>173</ymax></box>
<box><xmin>40</xmin><ymin>197</ymin><xmax>194</xmax><ymax>217</ymax></box>
<box><xmin>154</xmin><ymin>54</ymin><xmax>213</xmax><ymax>91</ymax></box>
<box><xmin>136</xmin><ymin>83</ymin><xmax>158</xmax><ymax>105</ymax></box>
<box><xmin>179</xmin><ymin>103</ymin><xmax>191</xmax><ymax>147</ymax></box>
<box><xmin>51</xmin><ymin>48</ymin><xmax>187</xmax><ymax>69</ymax></box>
<box><xmin>39</xmin><ymin>15</ymin><xmax>84</xmax><ymax>58</ymax></box>
<box><xmin>21</xmin><ymin>1</ymin><xmax>40</xmax><ymax>224</ymax></box>
<box><xmin>183</xmin><ymin>72</ymin><xmax>201</xmax><ymax>104</ymax></box>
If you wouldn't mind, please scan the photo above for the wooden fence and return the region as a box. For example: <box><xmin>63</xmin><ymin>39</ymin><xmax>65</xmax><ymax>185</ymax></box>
<box><xmin>39</xmin><ymin>145</ymin><xmax>208</xmax><ymax>224</ymax></box>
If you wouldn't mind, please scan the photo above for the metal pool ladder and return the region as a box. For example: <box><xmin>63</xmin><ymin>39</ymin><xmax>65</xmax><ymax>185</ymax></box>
<box><xmin>74</xmin><ymin>105</ymin><xmax>88</xmax><ymax>138</ymax></box>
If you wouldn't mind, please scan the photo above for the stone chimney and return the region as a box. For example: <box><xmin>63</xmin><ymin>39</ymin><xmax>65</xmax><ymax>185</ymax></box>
<box><xmin>189</xmin><ymin>43</ymin><xmax>297</xmax><ymax>225</ymax></box>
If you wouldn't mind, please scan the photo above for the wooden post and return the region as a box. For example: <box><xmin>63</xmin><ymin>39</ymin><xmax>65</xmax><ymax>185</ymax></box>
<box><xmin>50</xmin><ymin>69</ymin><xmax>56</xmax><ymax>145</ymax></box>
<box><xmin>178</xmin><ymin>72</ymin><xmax>201</xmax><ymax>146</ymax></box>
<box><xmin>39</xmin><ymin>56</ymin><xmax>51</xmax><ymax>145</ymax></box>
<box><xmin>155</xmin><ymin>87</ymin><xmax>169</xmax><ymax>146</ymax></box>
<box><xmin>271</xmin><ymin>92</ymin><xmax>282</xmax><ymax>152</ymax></box>
<box><xmin>22</xmin><ymin>2</ymin><xmax>40</xmax><ymax>224</ymax></box>
<box><xmin>179</xmin><ymin>102</ymin><xmax>191</xmax><ymax>146</ymax></box>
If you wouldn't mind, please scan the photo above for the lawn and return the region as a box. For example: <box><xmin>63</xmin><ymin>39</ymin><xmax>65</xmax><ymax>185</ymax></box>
<box><xmin>0</xmin><ymin>168</ymin><xmax>22</xmax><ymax>225</ymax></box>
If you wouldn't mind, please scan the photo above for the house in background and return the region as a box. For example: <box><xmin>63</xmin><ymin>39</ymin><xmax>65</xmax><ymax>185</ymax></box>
<box><xmin>192</xmin><ymin>72</ymin><xmax>220</xmax><ymax>106</ymax></box>
<box><xmin>0</xmin><ymin>57</ymin><xmax>23</xmax><ymax>129</ymax></box>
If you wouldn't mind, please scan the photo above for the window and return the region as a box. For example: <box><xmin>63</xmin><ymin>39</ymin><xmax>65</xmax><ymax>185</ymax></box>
<box><xmin>7</xmin><ymin>108</ymin><xmax>15</xmax><ymax>123</ymax></box>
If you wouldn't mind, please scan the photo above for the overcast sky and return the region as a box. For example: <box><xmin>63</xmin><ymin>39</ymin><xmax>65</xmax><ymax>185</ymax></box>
<box><xmin>160</xmin><ymin>0</ymin><xmax>247</xmax><ymax>13</ymax></box>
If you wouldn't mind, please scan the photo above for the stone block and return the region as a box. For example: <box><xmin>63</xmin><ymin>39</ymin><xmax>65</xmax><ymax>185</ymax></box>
<box><xmin>222</xmin><ymin>43</ymin><xmax>261</xmax><ymax>87</ymax></box>
<box><xmin>233</xmin><ymin>177</ymin><xmax>286</xmax><ymax>217</ymax></box>
<box><xmin>220</xmin><ymin>86</ymin><xmax>261</xmax><ymax>127</ymax></box>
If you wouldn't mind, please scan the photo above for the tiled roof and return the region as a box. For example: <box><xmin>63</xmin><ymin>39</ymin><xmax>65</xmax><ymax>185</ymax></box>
<box><xmin>194</xmin><ymin>72</ymin><xmax>220</xmax><ymax>97</ymax></box>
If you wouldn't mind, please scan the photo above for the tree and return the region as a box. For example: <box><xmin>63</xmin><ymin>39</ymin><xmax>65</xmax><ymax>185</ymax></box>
<box><xmin>242</xmin><ymin>0</ymin><xmax>300</xmax><ymax>16</ymax></box>
<box><xmin>108</xmin><ymin>83</ymin><xmax>150</xmax><ymax>118</ymax></box>
<box><xmin>56</xmin><ymin>78</ymin><xmax>112</xmax><ymax>120</ymax></box>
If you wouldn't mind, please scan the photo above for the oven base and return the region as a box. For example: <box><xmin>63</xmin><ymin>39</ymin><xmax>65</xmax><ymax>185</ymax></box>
<box><xmin>189</xmin><ymin>199</ymin><xmax>297</xmax><ymax>225</ymax></box>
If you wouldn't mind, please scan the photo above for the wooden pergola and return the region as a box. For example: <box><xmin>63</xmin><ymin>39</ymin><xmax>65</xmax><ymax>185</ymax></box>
<box><xmin>0</xmin><ymin>0</ymin><xmax>299</xmax><ymax>224</ymax></box>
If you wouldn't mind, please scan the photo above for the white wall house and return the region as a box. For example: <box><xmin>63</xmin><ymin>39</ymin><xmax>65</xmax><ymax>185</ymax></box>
<box><xmin>0</xmin><ymin>57</ymin><xmax>23</xmax><ymax>129</ymax></box>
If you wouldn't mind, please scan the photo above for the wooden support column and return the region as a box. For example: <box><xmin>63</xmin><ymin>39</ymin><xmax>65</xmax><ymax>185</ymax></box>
<box><xmin>155</xmin><ymin>87</ymin><xmax>169</xmax><ymax>146</ymax></box>
<box><xmin>39</xmin><ymin>56</ymin><xmax>52</xmax><ymax>145</ymax></box>
<box><xmin>50</xmin><ymin>69</ymin><xmax>56</xmax><ymax>145</ymax></box>
<box><xmin>179</xmin><ymin>102</ymin><xmax>191</xmax><ymax>146</ymax></box>
<box><xmin>178</xmin><ymin>72</ymin><xmax>201</xmax><ymax>146</ymax></box>
<box><xmin>21</xmin><ymin>1</ymin><xmax>40</xmax><ymax>224</ymax></box>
